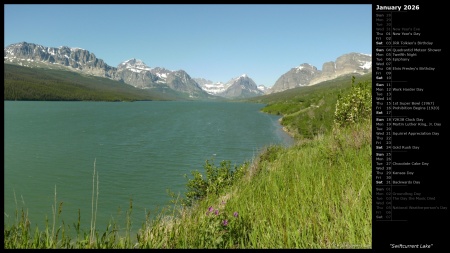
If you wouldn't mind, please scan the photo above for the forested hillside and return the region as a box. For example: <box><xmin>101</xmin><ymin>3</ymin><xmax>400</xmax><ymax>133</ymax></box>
<box><xmin>4</xmin><ymin>64</ymin><xmax>175</xmax><ymax>101</ymax></box>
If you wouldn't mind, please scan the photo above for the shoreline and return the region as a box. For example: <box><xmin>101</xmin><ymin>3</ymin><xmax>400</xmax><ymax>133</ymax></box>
<box><xmin>278</xmin><ymin>117</ymin><xmax>297</xmax><ymax>140</ymax></box>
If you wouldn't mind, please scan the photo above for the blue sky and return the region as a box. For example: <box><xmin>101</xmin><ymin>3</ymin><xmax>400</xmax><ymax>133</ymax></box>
<box><xmin>4</xmin><ymin>4</ymin><xmax>371</xmax><ymax>87</ymax></box>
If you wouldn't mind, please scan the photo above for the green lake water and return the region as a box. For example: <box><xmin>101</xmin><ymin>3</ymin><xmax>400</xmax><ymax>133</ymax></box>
<box><xmin>4</xmin><ymin>100</ymin><xmax>293</xmax><ymax>236</ymax></box>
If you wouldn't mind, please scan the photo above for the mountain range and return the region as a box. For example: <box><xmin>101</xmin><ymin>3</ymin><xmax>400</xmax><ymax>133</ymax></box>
<box><xmin>269</xmin><ymin>53</ymin><xmax>372</xmax><ymax>93</ymax></box>
<box><xmin>4</xmin><ymin>42</ymin><xmax>372</xmax><ymax>99</ymax></box>
<box><xmin>194</xmin><ymin>74</ymin><xmax>265</xmax><ymax>99</ymax></box>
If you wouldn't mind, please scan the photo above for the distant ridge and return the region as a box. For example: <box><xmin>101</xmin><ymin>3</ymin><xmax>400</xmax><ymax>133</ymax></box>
<box><xmin>4</xmin><ymin>42</ymin><xmax>371</xmax><ymax>99</ymax></box>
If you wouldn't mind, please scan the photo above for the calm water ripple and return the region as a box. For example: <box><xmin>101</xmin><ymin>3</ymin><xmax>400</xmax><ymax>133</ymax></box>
<box><xmin>4</xmin><ymin>100</ymin><xmax>293</xmax><ymax>235</ymax></box>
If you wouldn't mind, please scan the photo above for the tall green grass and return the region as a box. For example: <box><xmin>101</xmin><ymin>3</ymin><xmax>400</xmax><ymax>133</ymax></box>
<box><xmin>133</xmin><ymin>120</ymin><xmax>372</xmax><ymax>249</ymax></box>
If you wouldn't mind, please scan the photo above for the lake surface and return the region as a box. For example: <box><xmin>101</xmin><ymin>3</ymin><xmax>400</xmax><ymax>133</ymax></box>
<box><xmin>4</xmin><ymin>100</ymin><xmax>293</xmax><ymax>236</ymax></box>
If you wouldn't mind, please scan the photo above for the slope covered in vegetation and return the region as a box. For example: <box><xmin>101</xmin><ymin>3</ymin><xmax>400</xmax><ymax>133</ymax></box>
<box><xmin>4</xmin><ymin>64</ymin><xmax>176</xmax><ymax>101</ymax></box>
<box><xmin>248</xmin><ymin>73</ymin><xmax>372</xmax><ymax>139</ymax></box>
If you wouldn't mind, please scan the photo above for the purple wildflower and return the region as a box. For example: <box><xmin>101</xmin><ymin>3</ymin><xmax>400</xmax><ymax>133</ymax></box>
<box><xmin>206</xmin><ymin>206</ymin><xmax>213</xmax><ymax>215</ymax></box>
<box><xmin>214</xmin><ymin>209</ymin><xmax>219</xmax><ymax>215</ymax></box>
<box><xmin>233</xmin><ymin>212</ymin><xmax>239</xmax><ymax>217</ymax></box>
<box><xmin>222</xmin><ymin>219</ymin><xmax>228</xmax><ymax>226</ymax></box>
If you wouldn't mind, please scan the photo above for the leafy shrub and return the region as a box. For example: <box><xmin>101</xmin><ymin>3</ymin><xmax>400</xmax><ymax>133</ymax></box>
<box><xmin>183</xmin><ymin>160</ymin><xmax>245</xmax><ymax>206</ymax></box>
<box><xmin>334</xmin><ymin>76</ymin><xmax>372</xmax><ymax>127</ymax></box>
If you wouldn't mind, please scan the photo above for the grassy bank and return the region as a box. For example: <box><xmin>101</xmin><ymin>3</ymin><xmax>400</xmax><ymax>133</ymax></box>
<box><xmin>4</xmin><ymin>75</ymin><xmax>372</xmax><ymax>249</ymax></box>
<box><xmin>135</xmin><ymin>120</ymin><xmax>372</xmax><ymax>249</ymax></box>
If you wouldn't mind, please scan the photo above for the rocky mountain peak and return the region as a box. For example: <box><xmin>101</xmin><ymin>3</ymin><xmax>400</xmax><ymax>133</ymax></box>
<box><xmin>117</xmin><ymin>58</ymin><xmax>152</xmax><ymax>73</ymax></box>
<box><xmin>227</xmin><ymin>73</ymin><xmax>252</xmax><ymax>84</ymax></box>
<box><xmin>217</xmin><ymin>74</ymin><xmax>264</xmax><ymax>99</ymax></box>
<box><xmin>295</xmin><ymin>63</ymin><xmax>316</xmax><ymax>71</ymax></box>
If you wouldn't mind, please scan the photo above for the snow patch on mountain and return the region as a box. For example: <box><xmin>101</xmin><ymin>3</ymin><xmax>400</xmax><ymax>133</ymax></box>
<box><xmin>118</xmin><ymin>58</ymin><xmax>152</xmax><ymax>73</ymax></box>
<box><xmin>359</xmin><ymin>60</ymin><xmax>372</xmax><ymax>69</ymax></box>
